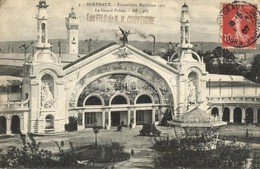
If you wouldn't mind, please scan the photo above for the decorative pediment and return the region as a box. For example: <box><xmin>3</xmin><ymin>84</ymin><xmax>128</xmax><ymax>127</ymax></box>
<box><xmin>112</xmin><ymin>46</ymin><xmax>132</xmax><ymax>59</ymax></box>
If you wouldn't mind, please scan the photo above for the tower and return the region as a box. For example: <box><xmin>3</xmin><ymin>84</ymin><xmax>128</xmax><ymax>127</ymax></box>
<box><xmin>179</xmin><ymin>3</ymin><xmax>193</xmax><ymax>49</ymax></box>
<box><xmin>22</xmin><ymin>0</ymin><xmax>65</xmax><ymax>134</ymax></box>
<box><xmin>65</xmin><ymin>8</ymin><xmax>79</xmax><ymax>55</ymax></box>
<box><xmin>170</xmin><ymin>3</ymin><xmax>208</xmax><ymax>117</ymax></box>
<box><xmin>35</xmin><ymin>0</ymin><xmax>51</xmax><ymax>49</ymax></box>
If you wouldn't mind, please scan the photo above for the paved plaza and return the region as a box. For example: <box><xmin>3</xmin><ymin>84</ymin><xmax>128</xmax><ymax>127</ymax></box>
<box><xmin>1</xmin><ymin>125</ymin><xmax>260</xmax><ymax>168</ymax></box>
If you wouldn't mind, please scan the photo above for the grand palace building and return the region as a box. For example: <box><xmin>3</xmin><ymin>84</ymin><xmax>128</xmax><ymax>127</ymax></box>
<box><xmin>0</xmin><ymin>0</ymin><xmax>260</xmax><ymax>135</ymax></box>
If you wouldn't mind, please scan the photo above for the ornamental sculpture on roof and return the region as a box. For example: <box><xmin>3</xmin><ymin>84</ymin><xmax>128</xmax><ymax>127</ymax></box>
<box><xmin>119</xmin><ymin>26</ymin><xmax>131</xmax><ymax>45</ymax></box>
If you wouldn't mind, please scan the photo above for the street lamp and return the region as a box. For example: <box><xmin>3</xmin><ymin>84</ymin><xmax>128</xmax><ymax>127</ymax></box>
<box><xmin>58</xmin><ymin>42</ymin><xmax>61</xmax><ymax>58</ymax></box>
<box><xmin>92</xmin><ymin>118</ymin><xmax>99</xmax><ymax>148</ymax></box>
<box><xmin>85</xmin><ymin>39</ymin><xmax>92</xmax><ymax>52</ymax></box>
<box><xmin>19</xmin><ymin>42</ymin><xmax>34</xmax><ymax>62</ymax></box>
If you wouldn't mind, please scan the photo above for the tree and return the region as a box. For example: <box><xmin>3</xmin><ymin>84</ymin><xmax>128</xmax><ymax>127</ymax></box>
<box><xmin>203</xmin><ymin>46</ymin><xmax>245</xmax><ymax>75</ymax></box>
<box><xmin>246</xmin><ymin>54</ymin><xmax>260</xmax><ymax>83</ymax></box>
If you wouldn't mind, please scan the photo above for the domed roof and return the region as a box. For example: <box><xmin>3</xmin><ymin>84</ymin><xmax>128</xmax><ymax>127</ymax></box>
<box><xmin>182</xmin><ymin>3</ymin><xmax>188</xmax><ymax>8</ymax></box>
<box><xmin>29</xmin><ymin>49</ymin><xmax>59</xmax><ymax>63</ymax></box>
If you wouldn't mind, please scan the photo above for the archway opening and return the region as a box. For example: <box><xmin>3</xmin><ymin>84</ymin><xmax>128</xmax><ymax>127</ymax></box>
<box><xmin>136</xmin><ymin>95</ymin><xmax>152</xmax><ymax>104</ymax></box>
<box><xmin>222</xmin><ymin>107</ymin><xmax>230</xmax><ymax>122</ymax></box>
<box><xmin>258</xmin><ymin>108</ymin><xmax>260</xmax><ymax>123</ymax></box>
<box><xmin>41</xmin><ymin>74</ymin><xmax>54</xmax><ymax>109</ymax></box>
<box><xmin>45</xmin><ymin>115</ymin><xmax>54</xmax><ymax>129</ymax></box>
<box><xmin>11</xmin><ymin>115</ymin><xmax>20</xmax><ymax>134</ymax></box>
<box><xmin>0</xmin><ymin>116</ymin><xmax>7</xmax><ymax>134</ymax></box>
<box><xmin>187</xmin><ymin>71</ymin><xmax>199</xmax><ymax>105</ymax></box>
<box><xmin>211</xmin><ymin>107</ymin><xmax>219</xmax><ymax>117</ymax></box>
<box><xmin>245</xmin><ymin>107</ymin><xmax>254</xmax><ymax>124</ymax></box>
<box><xmin>85</xmin><ymin>96</ymin><xmax>102</xmax><ymax>105</ymax></box>
<box><xmin>111</xmin><ymin>95</ymin><xmax>128</xmax><ymax>105</ymax></box>
<box><xmin>234</xmin><ymin>107</ymin><xmax>242</xmax><ymax>123</ymax></box>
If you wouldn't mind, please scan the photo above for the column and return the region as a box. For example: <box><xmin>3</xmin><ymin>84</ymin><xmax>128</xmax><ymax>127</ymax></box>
<box><xmin>20</xmin><ymin>114</ymin><xmax>24</xmax><ymax>132</ymax></box>
<box><xmin>133</xmin><ymin>109</ymin><xmax>136</xmax><ymax>128</ymax></box>
<box><xmin>127</xmin><ymin>109</ymin><xmax>131</xmax><ymax>126</ymax></box>
<box><xmin>242</xmin><ymin>109</ymin><xmax>246</xmax><ymax>123</ymax></box>
<box><xmin>82</xmin><ymin>112</ymin><xmax>85</xmax><ymax>129</ymax></box>
<box><xmin>230</xmin><ymin>107</ymin><xmax>234</xmax><ymax>123</ymax></box>
<box><xmin>218</xmin><ymin>106</ymin><xmax>222</xmax><ymax>121</ymax></box>
<box><xmin>23</xmin><ymin>112</ymin><xmax>29</xmax><ymax>134</ymax></box>
<box><xmin>152</xmin><ymin>108</ymin><xmax>156</xmax><ymax>123</ymax></box>
<box><xmin>107</xmin><ymin>111</ymin><xmax>111</xmax><ymax>129</ymax></box>
<box><xmin>253</xmin><ymin>108</ymin><xmax>257</xmax><ymax>124</ymax></box>
<box><xmin>6</xmin><ymin>117</ymin><xmax>11</xmax><ymax>135</ymax></box>
<box><xmin>102</xmin><ymin>110</ymin><xmax>105</xmax><ymax>128</ymax></box>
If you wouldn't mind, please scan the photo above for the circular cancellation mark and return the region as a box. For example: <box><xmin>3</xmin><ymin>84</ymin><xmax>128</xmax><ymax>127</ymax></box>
<box><xmin>218</xmin><ymin>1</ymin><xmax>260</xmax><ymax>49</ymax></box>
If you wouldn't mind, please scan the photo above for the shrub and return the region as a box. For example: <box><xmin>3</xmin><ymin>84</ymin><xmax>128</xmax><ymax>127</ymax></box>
<box><xmin>65</xmin><ymin>116</ymin><xmax>78</xmax><ymax>132</ymax></box>
<box><xmin>0</xmin><ymin>133</ymin><xmax>57</xmax><ymax>168</ymax></box>
<box><xmin>153</xmin><ymin>136</ymin><xmax>251</xmax><ymax>168</ymax></box>
<box><xmin>55</xmin><ymin>141</ymin><xmax>79</xmax><ymax>167</ymax></box>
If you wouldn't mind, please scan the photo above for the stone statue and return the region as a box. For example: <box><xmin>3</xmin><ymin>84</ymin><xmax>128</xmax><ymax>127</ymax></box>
<box><xmin>119</xmin><ymin>27</ymin><xmax>131</xmax><ymax>45</ymax></box>
<box><xmin>41</xmin><ymin>82</ymin><xmax>54</xmax><ymax>108</ymax></box>
<box><xmin>187</xmin><ymin>81</ymin><xmax>196</xmax><ymax>105</ymax></box>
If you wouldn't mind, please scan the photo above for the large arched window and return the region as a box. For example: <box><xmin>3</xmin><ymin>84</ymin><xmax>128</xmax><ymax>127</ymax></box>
<box><xmin>85</xmin><ymin>96</ymin><xmax>103</xmax><ymax>105</ymax></box>
<box><xmin>45</xmin><ymin>115</ymin><xmax>54</xmax><ymax>129</ymax></box>
<box><xmin>222</xmin><ymin>107</ymin><xmax>230</xmax><ymax>122</ymax></box>
<box><xmin>234</xmin><ymin>107</ymin><xmax>242</xmax><ymax>123</ymax></box>
<box><xmin>111</xmin><ymin>95</ymin><xmax>128</xmax><ymax>105</ymax></box>
<box><xmin>245</xmin><ymin>107</ymin><xmax>254</xmax><ymax>124</ymax></box>
<box><xmin>11</xmin><ymin>115</ymin><xmax>20</xmax><ymax>134</ymax></box>
<box><xmin>0</xmin><ymin>116</ymin><xmax>7</xmax><ymax>134</ymax></box>
<box><xmin>41</xmin><ymin>74</ymin><xmax>54</xmax><ymax>109</ymax></box>
<box><xmin>211</xmin><ymin>107</ymin><xmax>219</xmax><ymax>117</ymax></box>
<box><xmin>136</xmin><ymin>95</ymin><xmax>153</xmax><ymax>104</ymax></box>
<box><xmin>258</xmin><ymin>108</ymin><xmax>260</xmax><ymax>123</ymax></box>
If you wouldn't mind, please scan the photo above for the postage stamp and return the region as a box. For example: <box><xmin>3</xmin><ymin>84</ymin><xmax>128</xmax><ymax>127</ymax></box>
<box><xmin>220</xmin><ymin>1</ymin><xmax>260</xmax><ymax>49</ymax></box>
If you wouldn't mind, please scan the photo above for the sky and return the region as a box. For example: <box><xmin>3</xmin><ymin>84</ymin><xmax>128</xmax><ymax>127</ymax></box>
<box><xmin>0</xmin><ymin>0</ymin><xmax>259</xmax><ymax>42</ymax></box>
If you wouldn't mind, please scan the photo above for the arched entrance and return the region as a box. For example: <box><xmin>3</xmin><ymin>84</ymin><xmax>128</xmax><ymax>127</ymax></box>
<box><xmin>0</xmin><ymin>116</ymin><xmax>7</xmax><ymax>134</ymax></box>
<box><xmin>234</xmin><ymin>107</ymin><xmax>242</xmax><ymax>123</ymax></box>
<box><xmin>211</xmin><ymin>107</ymin><xmax>219</xmax><ymax>117</ymax></box>
<box><xmin>258</xmin><ymin>108</ymin><xmax>260</xmax><ymax>123</ymax></box>
<box><xmin>71</xmin><ymin>67</ymin><xmax>172</xmax><ymax>129</ymax></box>
<box><xmin>245</xmin><ymin>107</ymin><xmax>254</xmax><ymax>124</ymax></box>
<box><xmin>222</xmin><ymin>107</ymin><xmax>230</xmax><ymax>122</ymax></box>
<box><xmin>11</xmin><ymin>115</ymin><xmax>20</xmax><ymax>134</ymax></box>
<box><xmin>136</xmin><ymin>94</ymin><xmax>153</xmax><ymax>125</ymax></box>
<box><xmin>110</xmin><ymin>95</ymin><xmax>129</xmax><ymax>126</ymax></box>
<box><xmin>84</xmin><ymin>95</ymin><xmax>103</xmax><ymax>128</ymax></box>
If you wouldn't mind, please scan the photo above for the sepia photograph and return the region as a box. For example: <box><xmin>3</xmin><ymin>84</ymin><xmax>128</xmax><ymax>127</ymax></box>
<box><xmin>0</xmin><ymin>0</ymin><xmax>260</xmax><ymax>168</ymax></box>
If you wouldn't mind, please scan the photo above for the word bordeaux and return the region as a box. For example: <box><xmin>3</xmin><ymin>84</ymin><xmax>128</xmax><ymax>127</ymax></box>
<box><xmin>86</xmin><ymin>13</ymin><xmax>155</xmax><ymax>24</ymax></box>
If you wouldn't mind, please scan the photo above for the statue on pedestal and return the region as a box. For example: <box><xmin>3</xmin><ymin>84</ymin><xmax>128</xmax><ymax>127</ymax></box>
<box><xmin>41</xmin><ymin>82</ymin><xmax>54</xmax><ymax>108</ymax></box>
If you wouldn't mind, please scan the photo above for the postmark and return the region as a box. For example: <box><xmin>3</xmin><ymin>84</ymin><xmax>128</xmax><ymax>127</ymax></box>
<box><xmin>219</xmin><ymin>1</ymin><xmax>260</xmax><ymax>49</ymax></box>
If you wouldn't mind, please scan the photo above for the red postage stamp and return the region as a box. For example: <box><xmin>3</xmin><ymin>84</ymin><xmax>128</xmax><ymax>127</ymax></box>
<box><xmin>220</xmin><ymin>1</ymin><xmax>259</xmax><ymax>49</ymax></box>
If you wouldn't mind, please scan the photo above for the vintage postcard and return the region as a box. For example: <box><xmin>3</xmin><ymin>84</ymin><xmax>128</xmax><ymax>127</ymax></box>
<box><xmin>0</xmin><ymin>0</ymin><xmax>260</xmax><ymax>168</ymax></box>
